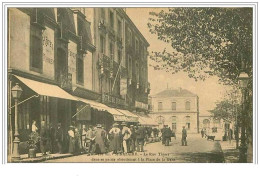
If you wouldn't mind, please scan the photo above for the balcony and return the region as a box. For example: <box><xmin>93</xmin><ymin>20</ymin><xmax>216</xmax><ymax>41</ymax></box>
<box><xmin>107</xmin><ymin>26</ymin><xmax>116</xmax><ymax>41</ymax></box>
<box><xmin>99</xmin><ymin>54</ymin><xmax>112</xmax><ymax>72</ymax></box>
<box><xmin>135</xmin><ymin>101</ymin><xmax>148</xmax><ymax>111</ymax></box>
<box><xmin>98</xmin><ymin>19</ymin><xmax>107</xmax><ymax>34</ymax></box>
<box><xmin>58</xmin><ymin>72</ymin><xmax>72</xmax><ymax>91</ymax></box>
<box><xmin>117</xmin><ymin>35</ymin><xmax>123</xmax><ymax>48</ymax></box>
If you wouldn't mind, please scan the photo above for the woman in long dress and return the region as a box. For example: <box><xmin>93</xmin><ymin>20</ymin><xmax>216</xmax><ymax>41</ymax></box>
<box><xmin>68</xmin><ymin>126</ymin><xmax>75</xmax><ymax>154</ymax></box>
<box><xmin>109</xmin><ymin>123</ymin><xmax>121</xmax><ymax>154</ymax></box>
<box><xmin>94</xmin><ymin>124</ymin><xmax>106</xmax><ymax>154</ymax></box>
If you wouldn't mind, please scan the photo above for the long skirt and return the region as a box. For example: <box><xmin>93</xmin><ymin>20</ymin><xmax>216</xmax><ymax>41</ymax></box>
<box><xmin>68</xmin><ymin>137</ymin><xmax>75</xmax><ymax>154</ymax></box>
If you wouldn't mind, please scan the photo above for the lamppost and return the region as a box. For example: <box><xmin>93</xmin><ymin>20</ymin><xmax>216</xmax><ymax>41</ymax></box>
<box><xmin>11</xmin><ymin>83</ymin><xmax>23</xmax><ymax>159</ymax></box>
<box><xmin>238</xmin><ymin>70</ymin><xmax>249</xmax><ymax>163</ymax></box>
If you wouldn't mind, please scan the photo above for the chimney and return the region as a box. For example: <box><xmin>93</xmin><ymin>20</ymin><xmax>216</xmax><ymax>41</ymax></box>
<box><xmin>178</xmin><ymin>87</ymin><xmax>182</xmax><ymax>93</ymax></box>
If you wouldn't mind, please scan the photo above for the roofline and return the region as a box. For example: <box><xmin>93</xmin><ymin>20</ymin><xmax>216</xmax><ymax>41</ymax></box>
<box><xmin>118</xmin><ymin>8</ymin><xmax>150</xmax><ymax>47</ymax></box>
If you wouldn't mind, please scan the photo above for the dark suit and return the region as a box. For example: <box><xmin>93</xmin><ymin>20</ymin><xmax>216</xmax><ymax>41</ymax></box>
<box><xmin>56</xmin><ymin>127</ymin><xmax>63</xmax><ymax>153</ymax></box>
<box><xmin>40</xmin><ymin>127</ymin><xmax>49</xmax><ymax>155</ymax></box>
<box><xmin>182</xmin><ymin>128</ymin><xmax>187</xmax><ymax>146</ymax></box>
<box><xmin>136</xmin><ymin>127</ymin><xmax>145</xmax><ymax>152</ymax></box>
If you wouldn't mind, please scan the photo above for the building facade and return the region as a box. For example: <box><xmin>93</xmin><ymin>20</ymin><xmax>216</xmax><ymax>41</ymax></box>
<box><xmin>149</xmin><ymin>88</ymin><xmax>199</xmax><ymax>133</ymax></box>
<box><xmin>8</xmin><ymin>8</ymin><xmax>150</xmax><ymax>155</ymax></box>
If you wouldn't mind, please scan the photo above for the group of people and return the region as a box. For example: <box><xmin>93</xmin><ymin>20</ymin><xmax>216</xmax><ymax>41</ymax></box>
<box><xmin>81</xmin><ymin>122</ymin><xmax>148</xmax><ymax>155</ymax></box>
<box><xmin>161</xmin><ymin>125</ymin><xmax>187</xmax><ymax>146</ymax></box>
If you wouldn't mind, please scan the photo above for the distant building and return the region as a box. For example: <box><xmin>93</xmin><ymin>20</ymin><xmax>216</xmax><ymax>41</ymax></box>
<box><xmin>149</xmin><ymin>88</ymin><xmax>199</xmax><ymax>133</ymax></box>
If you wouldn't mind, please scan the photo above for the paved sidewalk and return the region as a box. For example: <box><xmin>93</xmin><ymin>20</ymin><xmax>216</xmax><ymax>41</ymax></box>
<box><xmin>219</xmin><ymin>140</ymin><xmax>239</xmax><ymax>163</ymax></box>
<box><xmin>10</xmin><ymin>153</ymin><xmax>74</xmax><ymax>163</ymax></box>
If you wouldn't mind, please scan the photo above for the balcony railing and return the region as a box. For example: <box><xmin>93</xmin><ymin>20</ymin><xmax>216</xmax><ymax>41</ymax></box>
<box><xmin>135</xmin><ymin>101</ymin><xmax>148</xmax><ymax>110</ymax></box>
<box><xmin>98</xmin><ymin>19</ymin><xmax>107</xmax><ymax>34</ymax></box>
<box><xmin>59</xmin><ymin>72</ymin><xmax>72</xmax><ymax>90</ymax></box>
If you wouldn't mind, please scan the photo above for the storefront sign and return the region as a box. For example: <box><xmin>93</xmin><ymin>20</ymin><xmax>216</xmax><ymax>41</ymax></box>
<box><xmin>68</xmin><ymin>41</ymin><xmax>77</xmax><ymax>85</ymax></box>
<box><xmin>42</xmin><ymin>26</ymin><xmax>55</xmax><ymax>78</ymax></box>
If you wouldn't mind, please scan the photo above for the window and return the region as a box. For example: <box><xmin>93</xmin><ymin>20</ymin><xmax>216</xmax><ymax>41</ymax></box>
<box><xmin>109</xmin><ymin>10</ymin><xmax>114</xmax><ymax>28</ymax></box>
<box><xmin>77</xmin><ymin>57</ymin><xmax>84</xmax><ymax>84</ymax></box>
<box><xmin>127</xmin><ymin>29</ymin><xmax>132</xmax><ymax>46</ymax></box>
<box><xmin>128</xmin><ymin>55</ymin><xmax>132</xmax><ymax>78</ymax></box>
<box><xmin>100</xmin><ymin>35</ymin><xmax>105</xmax><ymax>54</ymax></box>
<box><xmin>101</xmin><ymin>9</ymin><xmax>105</xmax><ymax>20</ymax></box>
<box><xmin>117</xmin><ymin>19</ymin><xmax>122</xmax><ymax>37</ymax></box>
<box><xmin>158</xmin><ymin>102</ymin><xmax>163</xmax><ymax>111</ymax></box>
<box><xmin>118</xmin><ymin>49</ymin><xmax>122</xmax><ymax>63</ymax></box>
<box><xmin>30</xmin><ymin>25</ymin><xmax>43</xmax><ymax>72</ymax></box>
<box><xmin>135</xmin><ymin>38</ymin><xmax>139</xmax><ymax>53</ymax></box>
<box><xmin>186</xmin><ymin>116</ymin><xmax>191</xmax><ymax>130</ymax></box>
<box><xmin>172</xmin><ymin>102</ymin><xmax>176</xmax><ymax>110</ymax></box>
<box><xmin>109</xmin><ymin>42</ymin><xmax>114</xmax><ymax>59</ymax></box>
<box><xmin>185</xmin><ymin>101</ymin><xmax>191</xmax><ymax>110</ymax></box>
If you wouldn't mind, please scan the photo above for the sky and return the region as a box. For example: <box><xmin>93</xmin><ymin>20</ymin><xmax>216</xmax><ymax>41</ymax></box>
<box><xmin>126</xmin><ymin>8</ymin><xmax>231</xmax><ymax>115</ymax></box>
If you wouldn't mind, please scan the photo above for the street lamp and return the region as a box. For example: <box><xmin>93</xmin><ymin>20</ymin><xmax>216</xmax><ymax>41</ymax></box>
<box><xmin>11</xmin><ymin>83</ymin><xmax>23</xmax><ymax>159</ymax></box>
<box><xmin>238</xmin><ymin>71</ymin><xmax>249</xmax><ymax>163</ymax></box>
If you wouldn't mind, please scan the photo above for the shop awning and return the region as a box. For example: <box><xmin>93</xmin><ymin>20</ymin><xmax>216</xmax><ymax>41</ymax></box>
<box><xmin>14</xmin><ymin>75</ymin><xmax>77</xmax><ymax>101</ymax></box>
<box><xmin>134</xmin><ymin>114</ymin><xmax>158</xmax><ymax>126</ymax></box>
<box><xmin>74</xmin><ymin>96</ymin><xmax>125</xmax><ymax>121</ymax></box>
<box><xmin>116</xmin><ymin>109</ymin><xmax>139</xmax><ymax>122</ymax></box>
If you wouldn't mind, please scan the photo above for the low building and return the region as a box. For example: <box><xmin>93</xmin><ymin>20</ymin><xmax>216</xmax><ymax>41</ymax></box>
<box><xmin>149</xmin><ymin>88</ymin><xmax>199</xmax><ymax>133</ymax></box>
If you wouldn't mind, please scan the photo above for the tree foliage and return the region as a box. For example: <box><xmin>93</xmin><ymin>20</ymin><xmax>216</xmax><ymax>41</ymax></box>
<box><xmin>209</xmin><ymin>100</ymin><xmax>240</xmax><ymax>123</ymax></box>
<box><xmin>148</xmin><ymin>8</ymin><xmax>253</xmax><ymax>85</ymax></box>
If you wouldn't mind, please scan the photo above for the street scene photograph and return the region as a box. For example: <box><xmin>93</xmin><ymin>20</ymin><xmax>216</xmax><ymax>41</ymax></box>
<box><xmin>6</xmin><ymin>7</ymin><xmax>254</xmax><ymax>163</ymax></box>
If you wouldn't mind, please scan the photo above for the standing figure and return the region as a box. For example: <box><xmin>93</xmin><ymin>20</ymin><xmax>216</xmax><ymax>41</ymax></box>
<box><xmin>40</xmin><ymin>121</ymin><xmax>49</xmax><ymax>156</ymax></box>
<box><xmin>94</xmin><ymin>124</ymin><xmax>107</xmax><ymax>154</ymax></box>
<box><xmin>85</xmin><ymin>126</ymin><xmax>96</xmax><ymax>154</ymax></box>
<box><xmin>68</xmin><ymin>125</ymin><xmax>75</xmax><ymax>154</ymax></box>
<box><xmin>31</xmin><ymin>120</ymin><xmax>38</xmax><ymax>133</ymax></box>
<box><xmin>122</xmin><ymin>122</ymin><xmax>132</xmax><ymax>154</ymax></box>
<box><xmin>49</xmin><ymin>123</ymin><xmax>56</xmax><ymax>153</ymax></box>
<box><xmin>162</xmin><ymin>125</ymin><xmax>172</xmax><ymax>146</ymax></box>
<box><xmin>109</xmin><ymin>123</ymin><xmax>121</xmax><ymax>154</ymax></box>
<box><xmin>181</xmin><ymin>126</ymin><xmax>187</xmax><ymax>146</ymax></box>
<box><xmin>136</xmin><ymin>124</ymin><xmax>145</xmax><ymax>152</ymax></box>
<box><xmin>201</xmin><ymin>129</ymin><xmax>205</xmax><ymax>138</ymax></box>
<box><xmin>81</xmin><ymin>125</ymin><xmax>87</xmax><ymax>151</ymax></box>
<box><xmin>74</xmin><ymin>127</ymin><xmax>82</xmax><ymax>154</ymax></box>
<box><xmin>56</xmin><ymin>123</ymin><xmax>63</xmax><ymax>153</ymax></box>
<box><xmin>129</xmin><ymin>125</ymin><xmax>136</xmax><ymax>153</ymax></box>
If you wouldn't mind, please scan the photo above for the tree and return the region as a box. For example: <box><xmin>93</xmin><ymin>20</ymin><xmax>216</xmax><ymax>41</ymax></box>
<box><xmin>148</xmin><ymin>8</ymin><xmax>253</xmax><ymax>85</ymax></box>
<box><xmin>209</xmin><ymin>100</ymin><xmax>240</xmax><ymax>123</ymax></box>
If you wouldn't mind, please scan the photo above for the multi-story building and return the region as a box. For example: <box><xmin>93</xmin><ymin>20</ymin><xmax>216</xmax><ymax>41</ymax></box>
<box><xmin>149</xmin><ymin>88</ymin><xmax>200</xmax><ymax>133</ymax></box>
<box><xmin>7</xmin><ymin>8</ymin><xmax>150</xmax><ymax>155</ymax></box>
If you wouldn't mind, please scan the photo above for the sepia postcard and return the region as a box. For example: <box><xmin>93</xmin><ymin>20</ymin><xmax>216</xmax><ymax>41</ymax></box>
<box><xmin>5</xmin><ymin>5</ymin><xmax>255</xmax><ymax>164</ymax></box>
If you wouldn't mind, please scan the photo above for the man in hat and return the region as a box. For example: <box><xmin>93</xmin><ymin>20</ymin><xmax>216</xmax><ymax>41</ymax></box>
<box><xmin>40</xmin><ymin>120</ymin><xmax>49</xmax><ymax>156</ymax></box>
<box><xmin>109</xmin><ymin>123</ymin><xmax>121</xmax><ymax>154</ymax></box>
<box><xmin>122</xmin><ymin>122</ymin><xmax>132</xmax><ymax>154</ymax></box>
<box><xmin>135</xmin><ymin>123</ymin><xmax>145</xmax><ymax>152</ymax></box>
<box><xmin>162</xmin><ymin>125</ymin><xmax>172</xmax><ymax>146</ymax></box>
<box><xmin>182</xmin><ymin>126</ymin><xmax>187</xmax><ymax>146</ymax></box>
<box><xmin>85</xmin><ymin>125</ymin><xmax>96</xmax><ymax>154</ymax></box>
<box><xmin>94</xmin><ymin>124</ymin><xmax>106</xmax><ymax>154</ymax></box>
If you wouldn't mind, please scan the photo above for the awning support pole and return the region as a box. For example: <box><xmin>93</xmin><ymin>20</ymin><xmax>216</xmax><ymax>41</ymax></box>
<box><xmin>8</xmin><ymin>94</ymin><xmax>39</xmax><ymax>110</ymax></box>
<box><xmin>72</xmin><ymin>103</ymin><xmax>90</xmax><ymax>119</ymax></box>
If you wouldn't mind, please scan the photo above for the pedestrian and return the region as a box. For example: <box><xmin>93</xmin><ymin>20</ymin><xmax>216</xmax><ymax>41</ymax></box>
<box><xmin>122</xmin><ymin>122</ymin><xmax>132</xmax><ymax>154</ymax></box>
<box><xmin>56</xmin><ymin>123</ymin><xmax>63</xmax><ymax>153</ymax></box>
<box><xmin>40</xmin><ymin>121</ymin><xmax>49</xmax><ymax>156</ymax></box>
<box><xmin>181</xmin><ymin>126</ymin><xmax>187</xmax><ymax>146</ymax></box>
<box><xmin>49</xmin><ymin>123</ymin><xmax>56</xmax><ymax>153</ymax></box>
<box><xmin>129</xmin><ymin>125</ymin><xmax>136</xmax><ymax>153</ymax></box>
<box><xmin>31</xmin><ymin>120</ymin><xmax>38</xmax><ymax>133</ymax></box>
<box><xmin>109</xmin><ymin>123</ymin><xmax>121</xmax><ymax>154</ymax></box>
<box><xmin>85</xmin><ymin>125</ymin><xmax>96</xmax><ymax>154</ymax></box>
<box><xmin>162</xmin><ymin>125</ymin><xmax>172</xmax><ymax>146</ymax></box>
<box><xmin>201</xmin><ymin>128</ymin><xmax>204</xmax><ymax>138</ymax></box>
<box><xmin>81</xmin><ymin>125</ymin><xmax>87</xmax><ymax>151</ymax></box>
<box><xmin>68</xmin><ymin>125</ymin><xmax>75</xmax><ymax>154</ymax></box>
<box><xmin>136</xmin><ymin>124</ymin><xmax>145</xmax><ymax>152</ymax></box>
<box><xmin>94</xmin><ymin>124</ymin><xmax>107</xmax><ymax>154</ymax></box>
<box><xmin>74</xmin><ymin>126</ymin><xmax>82</xmax><ymax>154</ymax></box>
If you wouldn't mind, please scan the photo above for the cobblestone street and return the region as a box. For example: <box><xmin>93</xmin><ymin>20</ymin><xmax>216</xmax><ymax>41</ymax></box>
<box><xmin>45</xmin><ymin>134</ymin><xmax>224</xmax><ymax>163</ymax></box>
